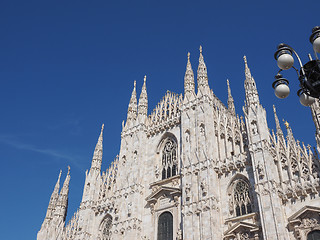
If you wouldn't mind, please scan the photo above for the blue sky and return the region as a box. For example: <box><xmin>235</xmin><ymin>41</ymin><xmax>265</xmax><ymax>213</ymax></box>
<box><xmin>0</xmin><ymin>0</ymin><xmax>319</xmax><ymax>239</ymax></box>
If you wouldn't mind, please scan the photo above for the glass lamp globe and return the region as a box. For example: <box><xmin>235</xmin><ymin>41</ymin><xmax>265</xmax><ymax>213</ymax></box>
<box><xmin>274</xmin><ymin>83</ymin><xmax>290</xmax><ymax>99</ymax></box>
<box><xmin>277</xmin><ymin>53</ymin><xmax>294</xmax><ymax>70</ymax></box>
<box><xmin>299</xmin><ymin>92</ymin><xmax>315</xmax><ymax>106</ymax></box>
<box><xmin>313</xmin><ymin>36</ymin><xmax>320</xmax><ymax>53</ymax></box>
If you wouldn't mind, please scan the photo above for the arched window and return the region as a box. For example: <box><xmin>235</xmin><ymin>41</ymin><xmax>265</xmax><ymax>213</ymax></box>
<box><xmin>161</xmin><ymin>139</ymin><xmax>177</xmax><ymax>180</ymax></box>
<box><xmin>232</xmin><ymin>179</ymin><xmax>252</xmax><ymax>217</ymax></box>
<box><xmin>307</xmin><ymin>230</ymin><xmax>320</xmax><ymax>240</ymax></box>
<box><xmin>100</xmin><ymin>215</ymin><xmax>112</xmax><ymax>240</ymax></box>
<box><xmin>158</xmin><ymin>212</ymin><xmax>173</xmax><ymax>240</ymax></box>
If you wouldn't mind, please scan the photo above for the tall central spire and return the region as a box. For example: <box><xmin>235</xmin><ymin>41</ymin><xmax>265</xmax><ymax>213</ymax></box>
<box><xmin>90</xmin><ymin>124</ymin><xmax>104</xmax><ymax>172</ymax></box>
<box><xmin>197</xmin><ymin>46</ymin><xmax>210</xmax><ymax>96</ymax></box>
<box><xmin>184</xmin><ymin>52</ymin><xmax>195</xmax><ymax>102</ymax></box>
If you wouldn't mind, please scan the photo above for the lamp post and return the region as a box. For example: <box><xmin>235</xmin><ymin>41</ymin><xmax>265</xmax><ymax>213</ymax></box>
<box><xmin>273</xmin><ymin>26</ymin><xmax>320</xmax><ymax>106</ymax></box>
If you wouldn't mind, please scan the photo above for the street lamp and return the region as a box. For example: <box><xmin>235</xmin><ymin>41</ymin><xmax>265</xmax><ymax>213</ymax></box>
<box><xmin>273</xmin><ymin>26</ymin><xmax>320</xmax><ymax>106</ymax></box>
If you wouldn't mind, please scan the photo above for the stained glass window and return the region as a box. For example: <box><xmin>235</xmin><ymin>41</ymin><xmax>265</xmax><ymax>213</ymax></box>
<box><xmin>101</xmin><ymin>215</ymin><xmax>112</xmax><ymax>240</ymax></box>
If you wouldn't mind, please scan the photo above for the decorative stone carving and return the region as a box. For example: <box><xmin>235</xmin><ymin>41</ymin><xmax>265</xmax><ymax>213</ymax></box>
<box><xmin>288</xmin><ymin>206</ymin><xmax>320</xmax><ymax>240</ymax></box>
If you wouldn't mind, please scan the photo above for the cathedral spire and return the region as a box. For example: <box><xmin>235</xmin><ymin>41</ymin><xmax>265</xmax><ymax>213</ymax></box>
<box><xmin>227</xmin><ymin>79</ymin><xmax>236</xmax><ymax>115</ymax></box>
<box><xmin>56</xmin><ymin>166</ymin><xmax>70</xmax><ymax>223</ymax></box>
<box><xmin>43</xmin><ymin>170</ymin><xmax>62</xmax><ymax>222</ymax></box>
<box><xmin>273</xmin><ymin>105</ymin><xmax>284</xmax><ymax>137</ymax></box>
<box><xmin>125</xmin><ymin>81</ymin><xmax>137</xmax><ymax>128</ymax></box>
<box><xmin>244</xmin><ymin>56</ymin><xmax>260</xmax><ymax>107</ymax></box>
<box><xmin>138</xmin><ymin>76</ymin><xmax>148</xmax><ymax>123</ymax></box>
<box><xmin>310</xmin><ymin>99</ymin><xmax>320</xmax><ymax>153</ymax></box>
<box><xmin>184</xmin><ymin>52</ymin><xmax>195</xmax><ymax>102</ymax></box>
<box><xmin>197</xmin><ymin>46</ymin><xmax>210</xmax><ymax>96</ymax></box>
<box><xmin>90</xmin><ymin>124</ymin><xmax>104</xmax><ymax>172</ymax></box>
<box><xmin>283</xmin><ymin>119</ymin><xmax>296</xmax><ymax>146</ymax></box>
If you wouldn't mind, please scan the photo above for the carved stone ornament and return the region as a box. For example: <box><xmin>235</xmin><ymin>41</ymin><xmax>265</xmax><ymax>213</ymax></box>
<box><xmin>288</xmin><ymin>206</ymin><xmax>320</xmax><ymax>240</ymax></box>
<box><xmin>223</xmin><ymin>221</ymin><xmax>260</xmax><ymax>240</ymax></box>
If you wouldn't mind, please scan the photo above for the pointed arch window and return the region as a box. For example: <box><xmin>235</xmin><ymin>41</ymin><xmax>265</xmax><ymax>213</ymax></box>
<box><xmin>307</xmin><ymin>230</ymin><xmax>320</xmax><ymax>240</ymax></box>
<box><xmin>100</xmin><ymin>215</ymin><xmax>112</xmax><ymax>240</ymax></box>
<box><xmin>232</xmin><ymin>179</ymin><xmax>253</xmax><ymax>217</ymax></box>
<box><xmin>158</xmin><ymin>212</ymin><xmax>173</xmax><ymax>240</ymax></box>
<box><xmin>161</xmin><ymin>139</ymin><xmax>177</xmax><ymax>180</ymax></box>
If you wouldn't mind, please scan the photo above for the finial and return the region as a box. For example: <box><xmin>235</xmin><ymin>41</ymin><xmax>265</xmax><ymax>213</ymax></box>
<box><xmin>283</xmin><ymin>119</ymin><xmax>290</xmax><ymax>129</ymax></box>
<box><xmin>144</xmin><ymin>75</ymin><xmax>146</xmax><ymax>83</ymax></box>
<box><xmin>134</xmin><ymin>80</ymin><xmax>136</xmax><ymax>89</ymax></box>
<box><xmin>67</xmin><ymin>166</ymin><xmax>70</xmax><ymax>175</ymax></box>
<box><xmin>101</xmin><ymin>123</ymin><xmax>104</xmax><ymax>131</ymax></box>
<box><xmin>199</xmin><ymin>45</ymin><xmax>202</xmax><ymax>53</ymax></box>
<box><xmin>227</xmin><ymin>79</ymin><xmax>232</xmax><ymax>95</ymax></box>
<box><xmin>243</xmin><ymin>55</ymin><xmax>247</xmax><ymax>64</ymax></box>
<box><xmin>187</xmin><ymin>52</ymin><xmax>190</xmax><ymax>60</ymax></box>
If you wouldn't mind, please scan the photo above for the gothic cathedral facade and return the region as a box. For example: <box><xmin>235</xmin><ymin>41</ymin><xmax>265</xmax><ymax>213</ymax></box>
<box><xmin>37</xmin><ymin>48</ymin><xmax>320</xmax><ymax>240</ymax></box>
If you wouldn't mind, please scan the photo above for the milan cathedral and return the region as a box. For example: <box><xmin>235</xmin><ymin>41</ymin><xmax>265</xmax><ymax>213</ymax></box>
<box><xmin>37</xmin><ymin>47</ymin><xmax>320</xmax><ymax>240</ymax></box>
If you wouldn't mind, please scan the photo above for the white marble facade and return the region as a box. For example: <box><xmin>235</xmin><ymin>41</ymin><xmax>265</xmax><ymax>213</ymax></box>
<box><xmin>37</xmin><ymin>48</ymin><xmax>320</xmax><ymax>240</ymax></box>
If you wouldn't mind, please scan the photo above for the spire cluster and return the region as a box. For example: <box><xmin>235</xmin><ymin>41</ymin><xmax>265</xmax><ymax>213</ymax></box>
<box><xmin>125</xmin><ymin>76</ymin><xmax>149</xmax><ymax>129</ymax></box>
<box><xmin>39</xmin><ymin>167</ymin><xmax>71</xmax><ymax>237</ymax></box>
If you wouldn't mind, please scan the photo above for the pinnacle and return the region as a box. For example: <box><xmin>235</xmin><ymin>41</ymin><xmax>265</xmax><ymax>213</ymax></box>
<box><xmin>227</xmin><ymin>79</ymin><xmax>231</xmax><ymax>97</ymax></box>
<box><xmin>273</xmin><ymin>105</ymin><xmax>284</xmax><ymax>137</ymax></box>
<box><xmin>243</xmin><ymin>55</ymin><xmax>247</xmax><ymax>64</ymax></box>
<box><xmin>243</xmin><ymin>55</ymin><xmax>259</xmax><ymax>107</ymax></box>
<box><xmin>138</xmin><ymin>75</ymin><xmax>148</xmax><ymax>118</ymax></box>
<box><xmin>197</xmin><ymin>45</ymin><xmax>209</xmax><ymax>94</ymax></box>
<box><xmin>184</xmin><ymin>51</ymin><xmax>195</xmax><ymax>100</ymax></box>
<box><xmin>227</xmin><ymin>79</ymin><xmax>235</xmax><ymax>115</ymax></box>
<box><xmin>244</xmin><ymin>55</ymin><xmax>251</xmax><ymax>80</ymax></box>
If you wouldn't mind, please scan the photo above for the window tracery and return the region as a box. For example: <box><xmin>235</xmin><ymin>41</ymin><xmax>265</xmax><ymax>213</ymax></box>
<box><xmin>100</xmin><ymin>215</ymin><xmax>112</xmax><ymax>240</ymax></box>
<box><xmin>161</xmin><ymin>139</ymin><xmax>177</xmax><ymax>180</ymax></box>
<box><xmin>232</xmin><ymin>179</ymin><xmax>253</xmax><ymax>217</ymax></box>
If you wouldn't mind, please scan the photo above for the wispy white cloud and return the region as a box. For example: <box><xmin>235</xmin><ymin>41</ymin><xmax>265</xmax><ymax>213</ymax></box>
<box><xmin>0</xmin><ymin>135</ymin><xmax>85</xmax><ymax>170</ymax></box>
<box><xmin>47</xmin><ymin>118</ymin><xmax>82</xmax><ymax>136</ymax></box>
